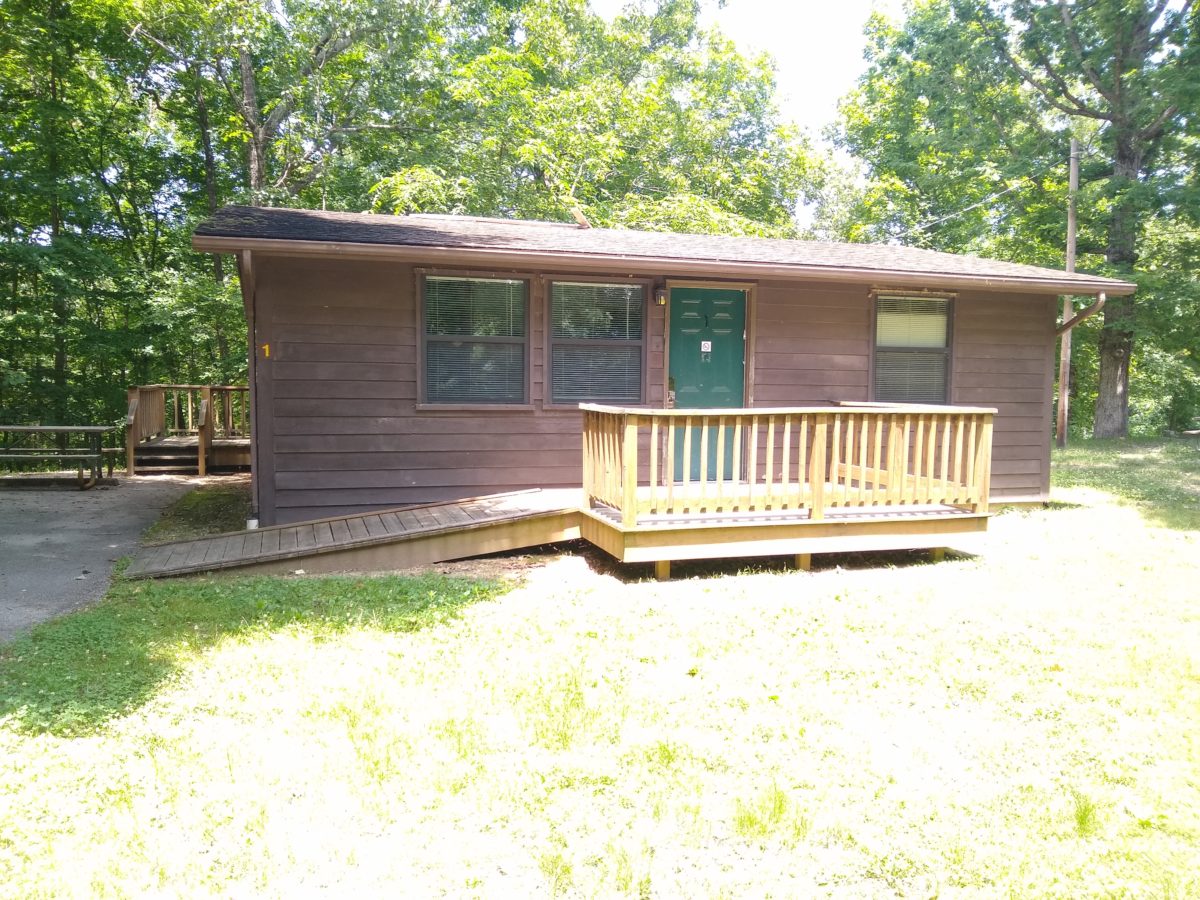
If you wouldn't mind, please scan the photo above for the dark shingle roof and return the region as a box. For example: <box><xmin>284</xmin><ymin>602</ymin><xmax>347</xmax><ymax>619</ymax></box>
<box><xmin>194</xmin><ymin>205</ymin><xmax>1134</xmax><ymax>295</ymax></box>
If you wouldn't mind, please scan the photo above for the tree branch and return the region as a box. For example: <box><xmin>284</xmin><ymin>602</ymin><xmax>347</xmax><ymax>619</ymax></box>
<box><xmin>1057</xmin><ymin>1</ymin><xmax>1116</xmax><ymax>104</ymax></box>
<box><xmin>1028</xmin><ymin>39</ymin><xmax>1113</xmax><ymax>120</ymax></box>
<box><xmin>1140</xmin><ymin>0</ymin><xmax>1193</xmax><ymax>56</ymax></box>
<box><xmin>1138</xmin><ymin>103</ymin><xmax>1179</xmax><ymax>143</ymax></box>
<box><xmin>261</xmin><ymin>27</ymin><xmax>377</xmax><ymax>136</ymax></box>
<box><xmin>1002</xmin><ymin>44</ymin><xmax>1111</xmax><ymax>121</ymax></box>
<box><xmin>128</xmin><ymin>23</ymin><xmax>188</xmax><ymax>67</ymax></box>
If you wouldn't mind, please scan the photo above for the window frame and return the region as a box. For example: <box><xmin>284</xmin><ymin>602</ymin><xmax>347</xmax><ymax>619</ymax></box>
<box><xmin>416</xmin><ymin>268</ymin><xmax>534</xmax><ymax>410</ymax></box>
<box><xmin>869</xmin><ymin>291</ymin><xmax>955</xmax><ymax>405</ymax></box>
<box><xmin>543</xmin><ymin>274</ymin><xmax>652</xmax><ymax>410</ymax></box>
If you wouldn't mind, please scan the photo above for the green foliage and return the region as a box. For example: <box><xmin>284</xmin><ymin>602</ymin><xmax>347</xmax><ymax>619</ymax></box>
<box><xmin>371</xmin><ymin>0</ymin><xmax>820</xmax><ymax>233</ymax></box>
<box><xmin>0</xmin><ymin>0</ymin><xmax>249</xmax><ymax>424</ymax></box>
<box><xmin>837</xmin><ymin>0</ymin><xmax>1199</xmax><ymax>435</ymax></box>
<box><xmin>2</xmin><ymin>0</ymin><xmax>823</xmax><ymax>424</ymax></box>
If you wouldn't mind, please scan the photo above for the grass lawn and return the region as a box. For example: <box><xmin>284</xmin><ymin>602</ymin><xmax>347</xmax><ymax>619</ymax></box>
<box><xmin>1</xmin><ymin>439</ymin><xmax>1197</xmax><ymax>898</ymax></box>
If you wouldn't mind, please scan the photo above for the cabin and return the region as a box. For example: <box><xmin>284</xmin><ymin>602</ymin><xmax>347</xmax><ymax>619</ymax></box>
<box><xmin>175</xmin><ymin>206</ymin><xmax>1134</xmax><ymax>578</ymax></box>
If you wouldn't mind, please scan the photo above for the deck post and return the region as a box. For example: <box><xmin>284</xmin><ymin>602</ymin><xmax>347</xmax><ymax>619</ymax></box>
<box><xmin>654</xmin><ymin>559</ymin><xmax>671</xmax><ymax>581</ymax></box>
<box><xmin>809</xmin><ymin>414</ymin><xmax>828</xmax><ymax>520</ymax></box>
<box><xmin>794</xmin><ymin>553</ymin><xmax>812</xmax><ymax>571</ymax></box>
<box><xmin>622</xmin><ymin>413</ymin><xmax>639</xmax><ymax>528</ymax></box>
<box><xmin>581</xmin><ymin>410</ymin><xmax>592</xmax><ymax>505</ymax></box>
<box><xmin>197</xmin><ymin>386</ymin><xmax>211</xmax><ymax>477</ymax></box>
<box><xmin>125</xmin><ymin>387</ymin><xmax>138</xmax><ymax>476</ymax></box>
<box><xmin>973</xmin><ymin>415</ymin><xmax>993</xmax><ymax>513</ymax></box>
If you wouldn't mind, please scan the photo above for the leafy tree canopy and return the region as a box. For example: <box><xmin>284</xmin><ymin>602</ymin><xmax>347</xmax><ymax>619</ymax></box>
<box><xmin>838</xmin><ymin>0</ymin><xmax>1198</xmax><ymax>435</ymax></box>
<box><xmin>0</xmin><ymin>0</ymin><xmax>825</xmax><ymax>426</ymax></box>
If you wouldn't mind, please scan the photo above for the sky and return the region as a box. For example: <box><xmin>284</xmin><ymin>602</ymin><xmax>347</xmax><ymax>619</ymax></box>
<box><xmin>589</xmin><ymin>0</ymin><xmax>908</xmax><ymax>136</ymax></box>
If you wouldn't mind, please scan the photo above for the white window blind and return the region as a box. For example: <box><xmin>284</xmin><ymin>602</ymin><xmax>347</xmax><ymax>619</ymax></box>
<box><xmin>874</xmin><ymin>296</ymin><xmax>950</xmax><ymax>403</ymax></box>
<box><xmin>424</xmin><ymin>276</ymin><xmax>527</xmax><ymax>404</ymax></box>
<box><xmin>550</xmin><ymin>282</ymin><xmax>644</xmax><ymax>404</ymax></box>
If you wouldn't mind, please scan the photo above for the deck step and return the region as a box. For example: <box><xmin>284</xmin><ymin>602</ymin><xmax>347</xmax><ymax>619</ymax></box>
<box><xmin>131</xmin><ymin>435</ymin><xmax>248</xmax><ymax>477</ymax></box>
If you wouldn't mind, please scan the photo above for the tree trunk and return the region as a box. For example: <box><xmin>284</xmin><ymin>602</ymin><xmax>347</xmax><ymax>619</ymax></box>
<box><xmin>1094</xmin><ymin>299</ymin><xmax>1133</xmax><ymax>437</ymax></box>
<box><xmin>193</xmin><ymin>67</ymin><xmax>224</xmax><ymax>282</ymax></box>
<box><xmin>239</xmin><ymin>49</ymin><xmax>266</xmax><ymax>199</ymax></box>
<box><xmin>47</xmin><ymin>8</ymin><xmax>68</xmax><ymax>431</ymax></box>
<box><xmin>1092</xmin><ymin>131</ymin><xmax>1142</xmax><ymax>438</ymax></box>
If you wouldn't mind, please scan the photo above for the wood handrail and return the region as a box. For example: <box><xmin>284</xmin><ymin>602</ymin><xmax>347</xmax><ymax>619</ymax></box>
<box><xmin>134</xmin><ymin>383</ymin><xmax>244</xmax><ymax>391</ymax></box>
<box><xmin>582</xmin><ymin>404</ymin><xmax>994</xmax><ymax>527</ymax></box>
<box><xmin>580</xmin><ymin>402</ymin><xmax>999</xmax><ymax>416</ymax></box>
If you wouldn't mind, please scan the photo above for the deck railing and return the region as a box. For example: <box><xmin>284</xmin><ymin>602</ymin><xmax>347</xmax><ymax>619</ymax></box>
<box><xmin>581</xmin><ymin>403</ymin><xmax>994</xmax><ymax>528</ymax></box>
<box><xmin>126</xmin><ymin>384</ymin><xmax>249</xmax><ymax>475</ymax></box>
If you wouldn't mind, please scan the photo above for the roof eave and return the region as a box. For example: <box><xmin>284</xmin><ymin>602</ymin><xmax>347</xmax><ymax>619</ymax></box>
<box><xmin>191</xmin><ymin>234</ymin><xmax>1136</xmax><ymax>296</ymax></box>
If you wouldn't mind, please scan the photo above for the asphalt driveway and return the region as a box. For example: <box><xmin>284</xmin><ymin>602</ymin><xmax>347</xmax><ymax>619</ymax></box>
<box><xmin>0</xmin><ymin>479</ymin><xmax>191</xmax><ymax>643</ymax></box>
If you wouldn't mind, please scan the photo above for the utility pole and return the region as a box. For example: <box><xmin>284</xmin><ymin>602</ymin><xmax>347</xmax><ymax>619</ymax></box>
<box><xmin>1055</xmin><ymin>138</ymin><xmax>1080</xmax><ymax>449</ymax></box>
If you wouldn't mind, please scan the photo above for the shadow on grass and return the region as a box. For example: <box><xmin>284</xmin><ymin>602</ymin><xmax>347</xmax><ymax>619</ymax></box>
<box><xmin>0</xmin><ymin>572</ymin><xmax>505</xmax><ymax>738</ymax></box>
<box><xmin>574</xmin><ymin>542</ymin><xmax>959</xmax><ymax>583</ymax></box>
<box><xmin>1052</xmin><ymin>436</ymin><xmax>1200</xmax><ymax>530</ymax></box>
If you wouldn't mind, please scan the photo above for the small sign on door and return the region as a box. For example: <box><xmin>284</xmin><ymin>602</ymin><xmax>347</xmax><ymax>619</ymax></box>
<box><xmin>700</xmin><ymin>340</ymin><xmax>712</xmax><ymax>352</ymax></box>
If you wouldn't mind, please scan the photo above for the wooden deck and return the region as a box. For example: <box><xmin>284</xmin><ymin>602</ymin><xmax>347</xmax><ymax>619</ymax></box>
<box><xmin>126</xmin><ymin>487</ymin><xmax>987</xmax><ymax>581</ymax></box>
<box><xmin>127</xmin><ymin>384</ymin><xmax>250</xmax><ymax>475</ymax></box>
<box><xmin>125</xmin><ymin>489</ymin><xmax>583</xmax><ymax>579</ymax></box>
<box><xmin>127</xmin><ymin>402</ymin><xmax>997</xmax><ymax>581</ymax></box>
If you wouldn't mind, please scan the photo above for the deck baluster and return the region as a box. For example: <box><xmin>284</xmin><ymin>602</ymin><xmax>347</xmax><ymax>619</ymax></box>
<box><xmin>577</xmin><ymin>403</ymin><xmax>994</xmax><ymax>529</ymax></box>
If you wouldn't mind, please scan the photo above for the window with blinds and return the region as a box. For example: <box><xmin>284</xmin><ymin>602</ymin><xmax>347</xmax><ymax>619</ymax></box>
<box><xmin>423</xmin><ymin>276</ymin><xmax>527</xmax><ymax>404</ymax></box>
<box><xmin>549</xmin><ymin>282</ymin><xmax>645</xmax><ymax>404</ymax></box>
<box><xmin>874</xmin><ymin>296</ymin><xmax>951</xmax><ymax>403</ymax></box>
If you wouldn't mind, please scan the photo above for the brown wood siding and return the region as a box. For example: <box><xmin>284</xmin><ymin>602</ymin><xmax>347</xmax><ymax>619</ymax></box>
<box><xmin>749</xmin><ymin>281</ymin><xmax>1053</xmax><ymax>502</ymax></box>
<box><xmin>952</xmin><ymin>291</ymin><xmax>1056</xmax><ymax>501</ymax></box>
<box><xmin>751</xmin><ymin>280</ymin><xmax>871</xmax><ymax>404</ymax></box>
<box><xmin>254</xmin><ymin>254</ymin><xmax>665</xmax><ymax>524</ymax></box>
<box><xmin>252</xmin><ymin>257</ymin><xmax>1054</xmax><ymax>524</ymax></box>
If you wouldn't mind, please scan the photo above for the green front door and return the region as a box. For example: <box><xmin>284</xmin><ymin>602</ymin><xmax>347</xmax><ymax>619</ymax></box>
<box><xmin>668</xmin><ymin>286</ymin><xmax>746</xmax><ymax>481</ymax></box>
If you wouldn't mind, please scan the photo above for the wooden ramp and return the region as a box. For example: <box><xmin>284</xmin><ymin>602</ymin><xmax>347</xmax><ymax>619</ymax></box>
<box><xmin>125</xmin><ymin>489</ymin><xmax>583</xmax><ymax>579</ymax></box>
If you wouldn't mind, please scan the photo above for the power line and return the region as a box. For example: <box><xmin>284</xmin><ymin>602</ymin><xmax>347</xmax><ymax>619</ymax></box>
<box><xmin>894</xmin><ymin>152</ymin><xmax>1093</xmax><ymax>240</ymax></box>
<box><xmin>895</xmin><ymin>176</ymin><xmax>1036</xmax><ymax>238</ymax></box>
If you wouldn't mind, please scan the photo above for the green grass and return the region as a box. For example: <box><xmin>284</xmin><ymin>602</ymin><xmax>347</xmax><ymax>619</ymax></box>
<box><xmin>1052</xmin><ymin>436</ymin><xmax>1200</xmax><ymax>529</ymax></box>
<box><xmin>1071</xmin><ymin>787</ymin><xmax>1102</xmax><ymax>838</ymax></box>
<box><xmin>1</xmin><ymin>439</ymin><xmax>1198</xmax><ymax>897</ymax></box>
<box><xmin>142</xmin><ymin>482</ymin><xmax>252</xmax><ymax>544</ymax></box>
<box><xmin>732</xmin><ymin>782</ymin><xmax>810</xmax><ymax>844</ymax></box>
<box><xmin>0</xmin><ymin>573</ymin><xmax>502</xmax><ymax>737</ymax></box>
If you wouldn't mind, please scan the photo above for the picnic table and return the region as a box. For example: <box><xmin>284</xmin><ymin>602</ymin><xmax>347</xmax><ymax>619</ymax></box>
<box><xmin>0</xmin><ymin>425</ymin><xmax>112</xmax><ymax>489</ymax></box>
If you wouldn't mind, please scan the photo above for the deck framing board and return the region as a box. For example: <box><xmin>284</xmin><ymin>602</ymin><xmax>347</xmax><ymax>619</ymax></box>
<box><xmin>578</xmin><ymin>506</ymin><xmax>987</xmax><ymax>563</ymax></box>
